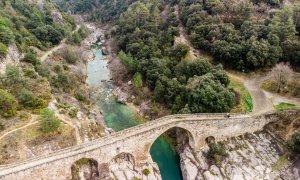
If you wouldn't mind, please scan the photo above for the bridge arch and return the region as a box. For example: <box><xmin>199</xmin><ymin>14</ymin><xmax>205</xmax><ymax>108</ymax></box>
<box><xmin>71</xmin><ymin>158</ymin><xmax>99</xmax><ymax>180</ymax></box>
<box><xmin>148</xmin><ymin>125</ymin><xmax>196</xmax><ymax>155</ymax></box>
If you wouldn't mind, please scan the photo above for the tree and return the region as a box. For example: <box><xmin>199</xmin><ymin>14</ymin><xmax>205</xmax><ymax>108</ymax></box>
<box><xmin>32</xmin><ymin>25</ymin><xmax>63</xmax><ymax>45</ymax></box>
<box><xmin>270</xmin><ymin>63</ymin><xmax>293</xmax><ymax>92</ymax></box>
<box><xmin>186</xmin><ymin>74</ymin><xmax>235</xmax><ymax>113</ymax></box>
<box><xmin>172</xmin><ymin>43</ymin><xmax>189</xmax><ymax>60</ymax></box>
<box><xmin>118</xmin><ymin>51</ymin><xmax>137</xmax><ymax>72</ymax></box>
<box><xmin>0</xmin><ymin>89</ymin><xmax>17</xmax><ymax>117</ymax></box>
<box><xmin>132</xmin><ymin>72</ymin><xmax>143</xmax><ymax>89</ymax></box>
<box><xmin>39</xmin><ymin>108</ymin><xmax>61</xmax><ymax>133</ymax></box>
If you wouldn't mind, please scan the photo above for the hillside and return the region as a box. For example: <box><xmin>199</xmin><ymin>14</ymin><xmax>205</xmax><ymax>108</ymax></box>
<box><xmin>0</xmin><ymin>0</ymin><xmax>105</xmax><ymax>165</ymax></box>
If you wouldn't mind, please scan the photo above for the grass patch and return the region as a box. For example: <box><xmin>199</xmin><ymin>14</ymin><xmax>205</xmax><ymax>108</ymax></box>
<box><xmin>275</xmin><ymin>103</ymin><xmax>297</xmax><ymax>112</ymax></box>
<box><xmin>229</xmin><ymin>79</ymin><xmax>253</xmax><ymax>113</ymax></box>
<box><xmin>272</xmin><ymin>154</ymin><xmax>289</xmax><ymax>171</ymax></box>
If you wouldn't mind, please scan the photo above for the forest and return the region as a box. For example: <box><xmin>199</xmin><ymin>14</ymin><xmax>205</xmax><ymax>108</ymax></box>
<box><xmin>53</xmin><ymin>0</ymin><xmax>300</xmax><ymax>113</ymax></box>
<box><xmin>179</xmin><ymin>0</ymin><xmax>300</xmax><ymax>71</ymax></box>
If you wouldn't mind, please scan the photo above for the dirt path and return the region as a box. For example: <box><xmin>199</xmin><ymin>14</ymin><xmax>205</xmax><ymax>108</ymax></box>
<box><xmin>174</xmin><ymin>5</ymin><xmax>200</xmax><ymax>60</ymax></box>
<box><xmin>40</xmin><ymin>25</ymin><xmax>80</xmax><ymax>62</ymax></box>
<box><xmin>244</xmin><ymin>76</ymin><xmax>275</xmax><ymax>116</ymax></box>
<box><xmin>0</xmin><ymin>117</ymin><xmax>38</xmax><ymax>141</ymax></box>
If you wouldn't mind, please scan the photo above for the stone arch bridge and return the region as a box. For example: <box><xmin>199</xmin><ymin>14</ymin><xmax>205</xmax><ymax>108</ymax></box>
<box><xmin>0</xmin><ymin>113</ymin><xmax>276</xmax><ymax>179</ymax></box>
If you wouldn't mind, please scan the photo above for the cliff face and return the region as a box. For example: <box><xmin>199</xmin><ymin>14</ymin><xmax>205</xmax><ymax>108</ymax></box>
<box><xmin>0</xmin><ymin>44</ymin><xmax>21</xmax><ymax>73</ymax></box>
<box><xmin>179</xmin><ymin>132</ymin><xmax>298</xmax><ymax>180</ymax></box>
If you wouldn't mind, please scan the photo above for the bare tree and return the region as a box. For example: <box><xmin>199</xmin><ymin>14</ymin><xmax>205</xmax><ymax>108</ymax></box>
<box><xmin>270</xmin><ymin>63</ymin><xmax>293</xmax><ymax>92</ymax></box>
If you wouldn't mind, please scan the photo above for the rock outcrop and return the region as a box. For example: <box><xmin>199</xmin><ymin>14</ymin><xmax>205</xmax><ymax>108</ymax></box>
<box><xmin>179</xmin><ymin>132</ymin><xmax>296</xmax><ymax>180</ymax></box>
<box><xmin>0</xmin><ymin>44</ymin><xmax>21</xmax><ymax>73</ymax></box>
<box><xmin>106</xmin><ymin>153</ymin><xmax>161</xmax><ymax>180</ymax></box>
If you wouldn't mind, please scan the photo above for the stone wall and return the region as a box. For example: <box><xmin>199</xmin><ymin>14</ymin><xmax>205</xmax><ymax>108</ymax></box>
<box><xmin>0</xmin><ymin>113</ymin><xmax>277</xmax><ymax>179</ymax></box>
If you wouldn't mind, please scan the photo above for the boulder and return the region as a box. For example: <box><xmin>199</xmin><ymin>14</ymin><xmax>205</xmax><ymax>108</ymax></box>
<box><xmin>102</xmin><ymin>47</ymin><xmax>109</xmax><ymax>55</ymax></box>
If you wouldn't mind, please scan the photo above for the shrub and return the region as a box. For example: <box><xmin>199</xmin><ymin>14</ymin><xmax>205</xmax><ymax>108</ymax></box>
<box><xmin>0</xmin><ymin>42</ymin><xmax>8</xmax><ymax>57</ymax></box>
<box><xmin>78</xmin><ymin>25</ymin><xmax>89</xmax><ymax>39</ymax></box>
<box><xmin>289</xmin><ymin>131</ymin><xmax>300</xmax><ymax>154</ymax></box>
<box><xmin>54</xmin><ymin>65</ymin><xmax>62</xmax><ymax>73</ymax></box>
<box><xmin>35</xmin><ymin>64</ymin><xmax>50</xmax><ymax>78</ymax></box>
<box><xmin>22</xmin><ymin>51</ymin><xmax>40</xmax><ymax>66</ymax></box>
<box><xmin>24</xmin><ymin>69</ymin><xmax>38</xmax><ymax>79</ymax></box>
<box><xmin>67</xmin><ymin>32</ymin><xmax>81</xmax><ymax>45</ymax></box>
<box><xmin>68</xmin><ymin>107</ymin><xmax>78</xmax><ymax>118</ymax></box>
<box><xmin>18</xmin><ymin>88</ymin><xmax>46</xmax><ymax>109</ymax></box>
<box><xmin>0</xmin><ymin>89</ymin><xmax>18</xmax><ymax>117</ymax></box>
<box><xmin>133</xmin><ymin>72</ymin><xmax>143</xmax><ymax>89</ymax></box>
<box><xmin>142</xmin><ymin>169</ymin><xmax>150</xmax><ymax>176</ymax></box>
<box><xmin>5</xmin><ymin>64</ymin><xmax>20</xmax><ymax>83</ymax></box>
<box><xmin>74</xmin><ymin>88</ymin><xmax>88</xmax><ymax>102</ymax></box>
<box><xmin>63</xmin><ymin>48</ymin><xmax>79</xmax><ymax>64</ymax></box>
<box><xmin>204</xmin><ymin>142</ymin><xmax>228</xmax><ymax>166</ymax></box>
<box><xmin>39</xmin><ymin>108</ymin><xmax>61</xmax><ymax>133</ymax></box>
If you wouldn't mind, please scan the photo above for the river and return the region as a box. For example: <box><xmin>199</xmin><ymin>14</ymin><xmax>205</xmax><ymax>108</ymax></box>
<box><xmin>86</xmin><ymin>45</ymin><xmax>183</xmax><ymax>180</ymax></box>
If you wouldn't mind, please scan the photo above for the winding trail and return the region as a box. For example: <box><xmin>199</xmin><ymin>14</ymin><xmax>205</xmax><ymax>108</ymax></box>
<box><xmin>0</xmin><ymin>117</ymin><xmax>38</xmax><ymax>141</ymax></box>
<box><xmin>40</xmin><ymin>25</ymin><xmax>80</xmax><ymax>62</ymax></box>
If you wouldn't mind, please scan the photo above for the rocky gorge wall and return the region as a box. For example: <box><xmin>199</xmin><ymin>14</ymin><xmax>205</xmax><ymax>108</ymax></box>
<box><xmin>179</xmin><ymin>111</ymin><xmax>300</xmax><ymax>180</ymax></box>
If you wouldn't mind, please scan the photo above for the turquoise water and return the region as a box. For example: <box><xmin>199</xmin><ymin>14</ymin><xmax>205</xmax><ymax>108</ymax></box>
<box><xmin>151</xmin><ymin>138</ymin><xmax>183</xmax><ymax>180</ymax></box>
<box><xmin>87</xmin><ymin>46</ymin><xmax>182</xmax><ymax>180</ymax></box>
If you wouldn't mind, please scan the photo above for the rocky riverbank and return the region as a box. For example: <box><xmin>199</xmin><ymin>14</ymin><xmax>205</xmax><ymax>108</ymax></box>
<box><xmin>179</xmin><ymin>131</ymin><xmax>299</xmax><ymax>179</ymax></box>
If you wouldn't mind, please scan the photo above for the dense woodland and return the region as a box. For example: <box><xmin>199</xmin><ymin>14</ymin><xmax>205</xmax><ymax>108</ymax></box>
<box><xmin>178</xmin><ymin>0</ymin><xmax>300</xmax><ymax>71</ymax></box>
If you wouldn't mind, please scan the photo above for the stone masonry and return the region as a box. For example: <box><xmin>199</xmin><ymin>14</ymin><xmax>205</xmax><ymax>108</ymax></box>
<box><xmin>0</xmin><ymin>113</ymin><xmax>276</xmax><ymax>179</ymax></box>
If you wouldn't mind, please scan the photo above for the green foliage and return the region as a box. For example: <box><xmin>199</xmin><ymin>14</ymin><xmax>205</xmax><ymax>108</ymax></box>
<box><xmin>229</xmin><ymin>78</ymin><xmax>253</xmax><ymax>112</ymax></box>
<box><xmin>118</xmin><ymin>51</ymin><xmax>137</xmax><ymax>72</ymax></box>
<box><xmin>187</xmin><ymin>74</ymin><xmax>235</xmax><ymax>113</ymax></box>
<box><xmin>5</xmin><ymin>64</ymin><xmax>20</xmax><ymax>83</ymax></box>
<box><xmin>142</xmin><ymin>168</ymin><xmax>150</xmax><ymax>176</ymax></box>
<box><xmin>0</xmin><ymin>42</ymin><xmax>8</xmax><ymax>57</ymax></box>
<box><xmin>275</xmin><ymin>103</ymin><xmax>297</xmax><ymax>112</ymax></box>
<box><xmin>67</xmin><ymin>25</ymin><xmax>89</xmax><ymax>45</ymax></box>
<box><xmin>31</xmin><ymin>25</ymin><xmax>64</xmax><ymax>45</ymax></box>
<box><xmin>204</xmin><ymin>142</ymin><xmax>228</xmax><ymax>166</ymax></box>
<box><xmin>67</xmin><ymin>32</ymin><xmax>81</xmax><ymax>45</ymax></box>
<box><xmin>0</xmin><ymin>25</ymin><xmax>14</xmax><ymax>44</ymax></box>
<box><xmin>22</xmin><ymin>50</ymin><xmax>40</xmax><ymax>66</ymax></box>
<box><xmin>35</xmin><ymin>64</ymin><xmax>50</xmax><ymax>78</ymax></box>
<box><xmin>110</xmin><ymin>1</ymin><xmax>235</xmax><ymax>113</ymax></box>
<box><xmin>68</xmin><ymin>107</ymin><xmax>78</xmax><ymax>118</ymax></box>
<box><xmin>39</xmin><ymin>108</ymin><xmax>61</xmax><ymax>133</ymax></box>
<box><xmin>18</xmin><ymin>88</ymin><xmax>47</xmax><ymax>109</ymax></box>
<box><xmin>74</xmin><ymin>88</ymin><xmax>88</xmax><ymax>102</ymax></box>
<box><xmin>288</xmin><ymin>131</ymin><xmax>300</xmax><ymax>154</ymax></box>
<box><xmin>63</xmin><ymin>48</ymin><xmax>79</xmax><ymax>64</ymax></box>
<box><xmin>0</xmin><ymin>0</ymin><xmax>71</xmax><ymax>51</ymax></box>
<box><xmin>132</xmin><ymin>72</ymin><xmax>143</xmax><ymax>89</ymax></box>
<box><xmin>172</xmin><ymin>43</ymin><xmax>189</xmax><ymax>60</ymax></box>
<box><xmin>0</xmin><ymin>89</ymin><xmax>18</xmax><ymax>117</ymax></box>
<box><xmin>179</xmin><ymin>0</ymin><xmax>300</xmax><ymax>70</ymax></box>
